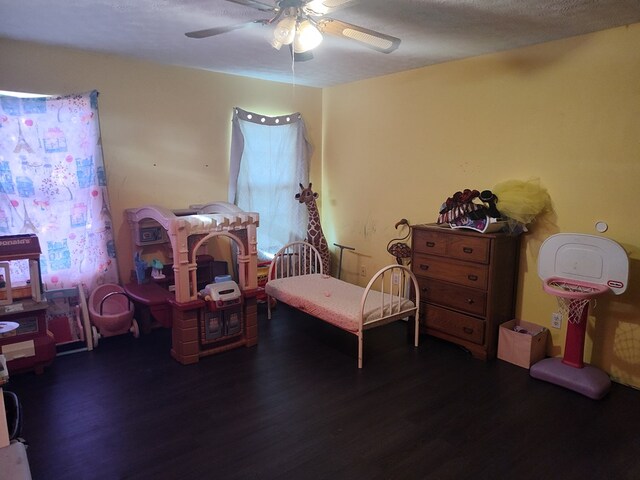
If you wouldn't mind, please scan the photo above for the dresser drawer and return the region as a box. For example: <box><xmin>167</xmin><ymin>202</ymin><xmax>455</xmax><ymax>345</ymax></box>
<box><xmin>412</xmin><ymin>229</ymin><xmax>447</xmax><ymax>256</ymax></box>
<box><xmin>416</xmin><ymin>277</ymin><xmax>487</xmax><ymax>316</ymax></box>
<box><xmin>447</xmin><ymin>234</ymin><xmax>490</xmax><ymax>264</ymax></box>
<box><xmin>421</xmin><ymin>303</ymin><xmax>485</xmax><ymax>345</ymax></box>
<box><xmin>413</xmin><ymin>227</ymin><xmax>490</xmax><ymax>263</ymax></box>
<box><xmin>413</xmin><ymin>253</ymin><xmax>489</xmax><ymax>289</ymax></box>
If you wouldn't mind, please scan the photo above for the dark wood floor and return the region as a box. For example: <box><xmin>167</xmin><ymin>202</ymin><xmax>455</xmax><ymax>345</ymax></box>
<box><xmin>6</xmin><ymin>303</ymin><xmax>640</xmax><ymax>480</ymax></box>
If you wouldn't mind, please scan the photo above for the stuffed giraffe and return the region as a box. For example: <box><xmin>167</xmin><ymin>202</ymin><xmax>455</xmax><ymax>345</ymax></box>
<box><xmin>296</xmin><ymin>183</ymin><xmax>331</xmax><ymax>275</ymax></box>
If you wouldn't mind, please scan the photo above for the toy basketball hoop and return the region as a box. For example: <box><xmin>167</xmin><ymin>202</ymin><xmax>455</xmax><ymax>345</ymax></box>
<box><xmin>543</xmin><ymin>276</ymin><xmax>608</xmax><ymax>326</ymax></box>
<box><xmin>543</xmin><ymin>277</ymin><xmax>609</xmax><ymax>300</ymax></box>
<box><xmin>531</xmin><ymin>233</ymin><xmax>629</xmax><ymax>399</ymax></box>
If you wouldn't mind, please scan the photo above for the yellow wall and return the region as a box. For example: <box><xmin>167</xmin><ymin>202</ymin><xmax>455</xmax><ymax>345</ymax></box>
<box><xmin>322</xmin><ymin>24</ymin><xmax>640</xmax><ymax>387</ymax></box>
<box><xmin>0</xmin><ymin>38</ymin><xmax>323</xmax><ymax>280</ymax></box>
<box><xmin>1</xmin><ymin>23</ymin><xmax>639</xmax><ymax>387</ymax></box>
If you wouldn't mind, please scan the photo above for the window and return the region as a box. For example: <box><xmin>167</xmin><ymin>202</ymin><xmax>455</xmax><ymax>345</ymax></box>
<box><xmin>0</xmin><ymin>90</ymin><xmax>118</xmax><ymax>291</ymax></box>
<box><xmin>229</xmin><ymin>107</ymin><xmax>311</xmax><ymax>259</ymax></box>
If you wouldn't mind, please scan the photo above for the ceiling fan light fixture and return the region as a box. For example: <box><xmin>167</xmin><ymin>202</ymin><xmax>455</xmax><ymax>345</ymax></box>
<box><xmin>272</xmin><ymin>15</ymin><xmax>297</xmax><ymax>48</ymax></box>
<box><xmin>187</xmin><ymin>0</ymin><xmax>402</xmax><ymax>61</ymax></box>
<box><xmin>294</xmin><ymin>20</ymin><xmax>323</xmax><ymax>53</ymax></box>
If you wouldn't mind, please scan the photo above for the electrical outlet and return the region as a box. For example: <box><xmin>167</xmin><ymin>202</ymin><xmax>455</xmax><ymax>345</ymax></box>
<box><xmin>360</xmin><ymin>265</ymin><xmax>367</xmax><ymax>277</ymax></box>
<box><xmin>392</xmin><ymin>272</ymin><xmax>401</xmax><ymax>285</ymax></box>
<box><xmin>551</xmin><ymin>312</ymin><xmax>562</xmax><ymax>329</ymax></box>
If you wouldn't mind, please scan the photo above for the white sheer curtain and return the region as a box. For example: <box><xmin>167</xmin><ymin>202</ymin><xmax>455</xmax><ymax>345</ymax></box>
<box><xmin>229</xmin><ymin>107</ymin><xmax>311</xmax><ymax>260</ymax></box>
<box><xmin>0</xmin><ymin>90</ymin><xmax>118</xmax><ymax>292</ymax></box>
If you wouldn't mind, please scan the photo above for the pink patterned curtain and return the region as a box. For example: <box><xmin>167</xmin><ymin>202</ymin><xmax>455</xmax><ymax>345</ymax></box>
<box><xmin>0</xmin><ymin>91</ymin><xmax>118</xmax><ymax>292</ymax></box>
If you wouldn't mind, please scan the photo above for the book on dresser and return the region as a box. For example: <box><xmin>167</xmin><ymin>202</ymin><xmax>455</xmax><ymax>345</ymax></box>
<box><xmin>411</xmin><ymin>223</ymin><xmax>520</xmax><ymax>360</ymax></box>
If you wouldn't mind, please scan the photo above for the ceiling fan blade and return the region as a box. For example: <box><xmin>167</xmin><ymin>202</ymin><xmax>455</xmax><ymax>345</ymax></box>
<box><xmin>185</xmin><ymin>20</ymin><xmax>267</xmax><ymax>39</ymax></box>
<box><xmin>317</xmin><ymin>18</ymin><xmax>401</xmax><ymax>53</ymax></box>
<box><xmin>224</xmin><ymin>0</ymin><xmax>276</xmax><ymax>12</ymax></box>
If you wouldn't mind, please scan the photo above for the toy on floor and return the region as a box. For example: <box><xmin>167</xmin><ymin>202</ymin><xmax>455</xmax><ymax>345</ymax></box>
<box><xmin>530</xmin><ymin>233</ymin><xmax>629</xmax><ymax>399</ymax></box>
<box><xmin>44</xmin><ymin>285</ymin><xmax>94</xmax><ymax>354</ymax></box>
<box><xmin>88</xmin><ymin>284</ymin><xmax>139</xmax><ymax>346</ymax></box>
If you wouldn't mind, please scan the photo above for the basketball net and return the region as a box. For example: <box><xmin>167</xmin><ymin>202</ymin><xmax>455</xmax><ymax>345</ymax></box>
<box><xmin>557</xmin><ymin>297</ymin><xmax>596</xmax><ymax>325</ymax></box>
<box><xmin>547</xmin><ymin>279</ymin><xmax>599</xmax><ymax>325</ymax></box>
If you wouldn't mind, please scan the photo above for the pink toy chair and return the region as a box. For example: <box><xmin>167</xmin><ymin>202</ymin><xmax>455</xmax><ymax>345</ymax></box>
<box><xmin>88</xmin><ymin>284</ymin><xmax>139</xmax><ymax>346</ymax></box>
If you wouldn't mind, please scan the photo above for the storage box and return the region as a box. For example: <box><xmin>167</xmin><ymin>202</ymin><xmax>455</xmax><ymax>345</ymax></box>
<box><xmin>498</xmin><ymin>319</ymin><xmax>548</xmax><ymax>369</ymax></box>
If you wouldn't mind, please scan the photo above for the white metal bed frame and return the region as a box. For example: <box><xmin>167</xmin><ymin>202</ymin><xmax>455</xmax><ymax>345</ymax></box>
<box><xmin>266</xmin><ymin>241</ymin><xmax>421</xmax><ymax>368</ymax></box>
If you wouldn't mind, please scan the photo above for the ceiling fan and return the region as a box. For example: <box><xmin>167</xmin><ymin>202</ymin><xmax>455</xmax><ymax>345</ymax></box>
<box><xmin>185</xmin><ymin>0</ymin><xmax>401</xmax><ymax>61</ymax></box>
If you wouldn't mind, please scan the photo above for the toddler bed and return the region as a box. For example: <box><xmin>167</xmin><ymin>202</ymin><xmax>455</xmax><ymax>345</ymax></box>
<box><xmin>265</xmin><ymin>241</ymin><xmax>421</xmax><ymax>368</ymax></box>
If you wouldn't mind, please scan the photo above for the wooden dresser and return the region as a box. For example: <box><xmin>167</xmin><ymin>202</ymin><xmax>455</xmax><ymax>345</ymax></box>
<box><xmin>411</xmin><ymin>224</ymin><xmax>520</xmax><ymax>360</ymax></box>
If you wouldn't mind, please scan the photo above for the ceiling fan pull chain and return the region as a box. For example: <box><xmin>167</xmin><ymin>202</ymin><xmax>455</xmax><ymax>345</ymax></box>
<box><xmin>291</xmin><ymin>44</ymin><xmax>296</xmax><ymax>87</ymax></box>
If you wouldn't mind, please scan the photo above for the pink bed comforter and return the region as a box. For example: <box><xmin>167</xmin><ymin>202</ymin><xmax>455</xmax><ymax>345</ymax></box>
<box><xmin>265</xmin><ymin>274</ymin><xmax>415</xmax><ymax>333</ymax></box>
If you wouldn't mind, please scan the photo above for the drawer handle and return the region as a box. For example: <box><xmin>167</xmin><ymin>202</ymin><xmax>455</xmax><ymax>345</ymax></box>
<box><xmin>463</xmin><ymin>327</ymin><xmax>474</xmax><ymax>335</ymax></box>
<box><xmin>426</xmin><ymin>241</ymin><xmax>435</xmax><ymax>248</ymax></box>
<box><xmin>467</xmin><ymin>274</ymin><xmax>478</xmax><ymax>281</ymax></box>
<box><xmin>420</xmin><ymin>264</ymin><xmax>429</xmax><ymax>271</ymax></box>
<box><xmin>421</xmin><ymin>287</ymin><xmax>429</xmax><ymax>293</ymax></box>
<box><xmin>463</xmin><ymin>247</ymin><xmax>474</xmax><ymax>254</ymax></box>
<box><xmin>466</xmin><ymin>298</ymin><xmax>474</xmax><ymax>304</ymax></box>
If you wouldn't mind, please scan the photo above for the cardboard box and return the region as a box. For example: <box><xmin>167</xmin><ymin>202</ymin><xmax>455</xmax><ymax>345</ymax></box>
<box><xmin>498</xmin><ymin>319</ymin><xmax>548</xmax><ymax>369</ymax></box>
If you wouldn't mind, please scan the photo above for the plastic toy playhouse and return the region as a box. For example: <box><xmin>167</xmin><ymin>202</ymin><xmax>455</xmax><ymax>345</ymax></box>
<box><xmin>126</xmin><ymin>202</ymin><xmax>260</xmax><ymax>364</ymax></box>
<box><xmin>530</xmin><ymin>233</ymin><xmax>629</xmax><ymax>399</ymax></box>
<box><xmin>0</xmin><ymin>234</ymin><xmax>56</xmax><ymax>374</ymax></box>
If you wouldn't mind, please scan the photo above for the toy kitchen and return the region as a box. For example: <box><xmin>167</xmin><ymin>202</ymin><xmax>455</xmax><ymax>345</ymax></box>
<box><xmin>0</xmin><ymin>234</ymin><xmax>56</xmax><ymax>375</ymax></box>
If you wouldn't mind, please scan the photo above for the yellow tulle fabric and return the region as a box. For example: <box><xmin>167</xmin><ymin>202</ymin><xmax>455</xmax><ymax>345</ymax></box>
<box><xmin>493</xmin><ymin>179</ymin><xmax>551</xmax><ymax>225</ymax></box>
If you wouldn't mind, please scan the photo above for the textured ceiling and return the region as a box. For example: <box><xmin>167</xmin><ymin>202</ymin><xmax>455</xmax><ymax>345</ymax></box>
<box><xmin>1</xmin><ymin>0</ymin><xmax>639</xmax><ymax>88</ymax></box>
